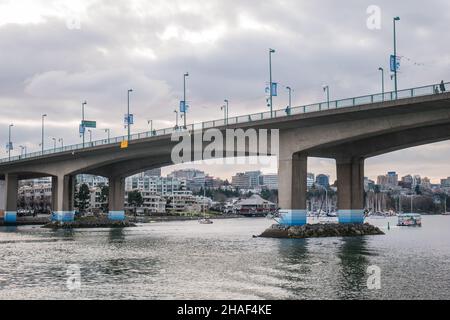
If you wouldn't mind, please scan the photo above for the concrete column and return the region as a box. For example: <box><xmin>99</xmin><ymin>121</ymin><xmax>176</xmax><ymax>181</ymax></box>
<box><xmin>108</xmin><ymin>176</ymin><xmax>125</xmax><ymax>221</ymax></box>
<box><xmin>51</xmin><ymin>175</ymin><xmax>75</xmax><ymax>222</ymax></box>
<box><xmin>278</xmin><ymin>152</ymin><xmax>307</xmax><ymax>226</ymax></box>
<box><xmin>336</xmin><ymin>157</ymin><xmax>365</xmax><ymax>224</ymax></box>
<box><xmin>2</xmin><ymin>173</ymin><xmax>18</xmax><ymax>224</ymax></box>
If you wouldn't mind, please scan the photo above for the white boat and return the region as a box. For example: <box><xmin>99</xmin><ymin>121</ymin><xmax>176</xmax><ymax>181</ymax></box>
<box><xmin>442</xmin><ymin>212</ymin><xmax>450</xmax><ymax>216</ymax></box>
<box><xmin>397</xmin><ymin>213</ymin><xmax>422</xmax><ymax>227</ymax></box>
<box><xmin>326</xmin><ymin>211</ymin><xmax>337</xmax><ymax>217</ymax></box>
<box><xmin>199</xmin><ymin>218</ymin><xmax>213</xmax><ymax>224</ymax></box>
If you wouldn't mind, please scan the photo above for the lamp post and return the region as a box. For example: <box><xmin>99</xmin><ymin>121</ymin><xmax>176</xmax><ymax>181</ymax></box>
<box><xmin>174</xmin><ymin>110</ymin><xmax>178</xmax><ymax>129</ymax></box>
<box><xmin>286</xmin><ymin>86</ymin><xmax>292</xmax><ymax>109</ymax></box>
<box><xmin>81</xmin><ymin>101</ymin><xmax>87</xmax><ymax>147</ymax></box>
<box><xmin>222</xmin><ymin>99</ymin><xmax>229</xmax><ymax>125</ymax></box>
<box><xmin>8</xmin><ymin>124</ymin><xmax>13</xmax><ymax>161</ymax></box>
<box><xmin>147</xmin><ymin>120</ymin><xmax>153</xmax><ymax>135</ymax></box>
<box><xmin>19</xmin><ymin>145</ymin><xmax>26</xmax><ymax>157</ymax></box>
<box><xmin>269</xmin><ymin>48</ymin><xmax>275</xmax><ymax>118</ymax></box>
<box><xmin>393</xmin><ymin>16</ymin><xmax>400</xmax><ymax>99</ymax></box>
<box><xmin>58</xmin><ymin>138</ymin><xmax>64</xmax><ymax>148</ymax></box>
<box><xmin>183</xmin><ymin>72</ymin><xmax>189</xmax><ymax>128</ymax></box>
<box><xmin>41</xmin><ymin>114</ymin><xmax>47</xmax><ymax>153</ymax></box>
<box><xmin>52</xmin><ymin>138</ymin><xmax>56</xmax><ymax>151</ymax></box>
<box><xmin>104</xmin><ymin>128</ymin><xmax>110</xmax><ymax>143</ymax></box>
<box><xmin>127</xmin><ymin>89</ymin><xmax>133</xmax><ymax>141</ymax></box>
<box><xmin>378</xmin><ymin>67</ymin><xmax>385</xmax><ymax>100</ymax></box>
<box><xmin>323</xmin><ymin>85</ymin><xmax>330</xmax><ymax>109</ymax></box>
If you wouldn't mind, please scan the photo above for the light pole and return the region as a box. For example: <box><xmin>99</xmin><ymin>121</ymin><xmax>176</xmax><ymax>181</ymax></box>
<box><xmin>81</xmin><ymin>101</ymin><xmax>87</xmax><ymax>147</ymax></box>
<box><xmin>269</xmin><ymin>48</ymin><xmax>275</xmax><ymax>118</ymax></box>
<box><xmin>147</xmin><ymin>120</ymin><xmax>153</xmax><ymax>135</ymax></box>
<box><xmin>393</xmin><ymin>16</ymin><xmax>400</xmax><ymax>99</ymax></box>
<box><xmin>58</xmin><ymin>138</ymin><xmax>64</xmax><ymax>148</ymax></box>
<box><xmin>104</xmin><ymin>128</ymin><xmax>110</xmax><ymax>142</ymax></box>
<box><xmin>378</xmin><ymin>67</ymin><xmax>385</xmax><ymax>99</ymax></box>
<box><xmin>8</xmin><ymin>124</ymin><xmax>13</xmax><ymax>161</ymax></box>
<box><xmin>127</xmin><ymin>88</ymin><xmax>133</xmax><ymax>141</ymax></box>
<box><xmin>323</xmin><ymin>85</ymin><xmax>330</xmax><ymax>109</ymax></box>
<box><xmin>52</xmin><ymin>138</ymin><xmax>56</xmax><ymax>151</ymax></box>
<box><xmin>286</xmin><ymin>86</ymin><xmax>292</xmax><ymax>109</ymax></box>
<box><xmin>222</xmin><ymin>99</ymin><xmax>229</xmax><ymax>125</ymax></box>
<box><xmin>41</xmin><ymin>114</ymin><xmax>47</xmax><ymax>153</ymax></box>
<box><xmin>19</xmin><ymin>145</ymin><xmax>26</xmax><ymax>157</ymax></box>
<box><xmin>183</xmin><ymin>72</ymin><xmax>189</xmax><ymax>128</ymax></box>
<box><xmin>174</xmin><ymin>110</ymin><xmax>179</xmax><ymax>128</ymax></box>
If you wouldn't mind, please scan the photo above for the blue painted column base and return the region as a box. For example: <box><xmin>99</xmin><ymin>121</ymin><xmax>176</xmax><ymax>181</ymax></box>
<box><xmin>108</xmin><ymin>210</ymin><xmax>125</xmax><ymax>221</ymax></box>
<box><xmin>279</xmin><ymin>209</ymin><xmax>307</xmax><ymax>226</ymax></box>
<box><xmin>52</xmin><ymin>211</ymin><xmax>75</xmax><ymax>222</ymax></box>
<box><xmin>338</xmin><ymin>210</ymin><xmax>365</xmax><ymax>224</ymax></box>
<box><xmin>4</xmin><ymin>211</ymin><xmax>17</xmax><ymax>224</ymax></box>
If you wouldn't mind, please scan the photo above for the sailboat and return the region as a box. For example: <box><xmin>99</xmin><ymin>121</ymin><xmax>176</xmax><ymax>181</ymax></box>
<box><xmin>198</xmin><ymin>186</ymin><xmax>213</xmax><ymax>224</ymax></box>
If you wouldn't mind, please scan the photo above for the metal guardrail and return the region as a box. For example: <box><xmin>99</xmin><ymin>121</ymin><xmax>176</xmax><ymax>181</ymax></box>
<box><xmin>1</xmin><ymin>82</ymin><xmax>448</xmax><ymax>164</ymax></box>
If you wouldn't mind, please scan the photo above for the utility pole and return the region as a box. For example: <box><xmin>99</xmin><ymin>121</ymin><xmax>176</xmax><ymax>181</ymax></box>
<box><xmin>127</xmin><ymin>89</ymin><xmax>133</xmax><ymax>141</ymax></box>
<box><xmin>183</xmin><ymin>72</ymin><xmax>189</xmax><ymax>128</ymax></box>
<box><xmin>82</xmin><ymin>101</ymin><xmax>87</xmax><ymax>147</ymax></box>
<box><xmin>269</xmin><ymin>48</ymin><xmax>275</xmax><ymax>118</ymax></box>
<box><xmin>393</xmin><ymin>17</ymin><xmax>400</xmax><ymax>99</ymax></box>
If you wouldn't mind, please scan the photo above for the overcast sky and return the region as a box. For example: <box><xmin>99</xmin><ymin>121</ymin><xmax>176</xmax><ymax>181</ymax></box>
<box><xmin>0</xmin><ymin>0</ymin><xmax>449</xmax><ymax>182</ymax></box>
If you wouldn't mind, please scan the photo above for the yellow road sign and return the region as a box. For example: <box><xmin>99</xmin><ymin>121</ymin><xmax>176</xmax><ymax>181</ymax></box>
<box><xmin>120</xmin><ymin>140</ymin><xmax>128</xmax><ymax>149</ymax></box>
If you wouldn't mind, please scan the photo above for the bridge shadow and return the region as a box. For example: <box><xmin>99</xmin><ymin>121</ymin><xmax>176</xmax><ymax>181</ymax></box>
<box><xmin>335</xmin><ymin>237</ymin><xmax>371</xmax><ymax>299</ymax></box>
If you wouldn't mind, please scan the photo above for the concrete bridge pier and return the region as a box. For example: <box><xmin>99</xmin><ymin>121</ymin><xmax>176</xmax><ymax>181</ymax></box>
<box><xmin>336</xmin><ymin>157</ymin><xmax>365</xmax><ymax>224</ymax></box>
<box><xmin>2</xmin><ymin>173</ymin><xmax>18</xmax><ymax>224</ymax></box>
<box><xmin>278</xmin><ymin>152</ymin><xmax>308</xmax><ymax>226</ymax></box>
<box><xmin>108</xmin><ymin>176</ymin><xmax>125</xmax><ymax>221</ymax></box>
<box><xmin>51</xmin><ymin>175</ymin><xmax>75</xmax><ymax>222</ymax></box>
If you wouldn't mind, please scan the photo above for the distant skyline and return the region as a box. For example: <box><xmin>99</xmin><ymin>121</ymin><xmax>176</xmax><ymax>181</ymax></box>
<box><xmin>0</xmin><ymin>0</ymin><xmax>449</xmax><ymax>182</ymax></box>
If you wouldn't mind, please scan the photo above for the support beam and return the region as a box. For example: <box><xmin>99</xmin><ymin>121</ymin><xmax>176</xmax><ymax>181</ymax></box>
<box><xmin>108</xmin><ymin>176</ymin><xmax>125</xmax><ymax>221</ymax></box>
<box><xmin>278</xmin><ymin>152</ymin><xmax>307</xmax><ymax>226</ymax></box>
<box><xmin>2</xmin><ymin>173</ymin><xmax>18</xmax><ymax>224</ymax></box>
<box><xmin>51</xmin><ymin>175</ymin><xmax>75</xmax><ymax>222</ymax></box>
<box><xmin>336</xmin><ymin>157</ymin><xmax>365</xmax><ymax>224</ymax></box>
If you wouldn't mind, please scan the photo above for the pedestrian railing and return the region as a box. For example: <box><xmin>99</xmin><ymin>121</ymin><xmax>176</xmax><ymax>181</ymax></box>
<box><xmin>1</xmin><ymin>81</ymin><xmax>448</xmax><ymax>164</ymax></box>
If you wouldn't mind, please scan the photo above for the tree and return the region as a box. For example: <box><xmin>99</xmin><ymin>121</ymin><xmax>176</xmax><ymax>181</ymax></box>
<box><xmin>99</xmin><ymin>185</ymin><xmax>109</xmax><ymax>212</ymax></box>
<box><xmin>75</xmin><ymin>183</ymin><xmax>90</xmax><ymax>213</ymax></box>
<box><xmin>128</xmin><ymin>190</ymin><xmax>143</xmax><ymax>212</ymax></box>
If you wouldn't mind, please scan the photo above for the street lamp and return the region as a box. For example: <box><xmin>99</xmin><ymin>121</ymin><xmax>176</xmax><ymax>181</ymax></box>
<box><xmin>52</xmin><ymin>138</ymin><xmax>56</xmax><ymax>151</ymax></box>
<box><xmin>378</xmin><ymin>67</ymin><xmax>385</xmax><ymax>100</ymax></box>
<box><xmin>127</xmin><ymin>88</ymin><xmax>133</xmax><ymax>141</ymax></box>
<box><xmin>147</xmin><ymin>119</ymin><xmax>153</xmax><ymax>135</ymax></box>
<box><xmin>58</xmin><ymin>138</ymin><xmax>64</xmax><ymax>148</ymax></box>
<box><xmin>41</xmin><ymin>114</ymin><xmax>47</xmax><ymax>153</ymax></box>
<box><xmin>104</xmin><ymin>128</ymin><xmax>110</xmax><ymax>143</ymax></box>
<box><xmin>183</xmin><ymin>72</ymin><xmax>189</xmax><ymax>128</ymax></box>
<box><xmin>269</xmin><ymin>48</ymin><xmax>276</xmax><ymax>118</ymax></box>
<box><xmin>323</xmin><ymin>85</ymin><xmax>330</xmax><ymax>109</ymax></box>
<box><xmin>19</xmin><ymin>145</ymin><xmax>26</xmax><ymax>157</ymax></box>
<box><xmin>222</xmin><ymin>99</ymin><xmax>229</xmax><ymax>125</ymax></box>
<box><xmin>81</xmin><ymin>101</ymin><xmax>87</xmax><ymax>147</ymax></box>
<box><xmin>174</xmin><ymin>110</ymin><xmax>179</xmax><ymax>129</ymax></box>
<box><xmin>286</xmin><ymin>86</ymin><xmax>292</xmax><ymax>109</ymax></box>
<box><xmin>8</xmin><ymin>124</ymin><xmax>13</xmax><ymax>161</ymax></box>
<box><xmin>393</xmin><ymin>16</ymin><xmax>400</xmax><ymax>99</ymax></box>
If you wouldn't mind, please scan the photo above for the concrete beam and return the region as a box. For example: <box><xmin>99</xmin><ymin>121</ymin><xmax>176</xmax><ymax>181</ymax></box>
<box><xmin>108</xmin><ymin>176</ymin><xmax>125</xmax><ymax>221</ymax></box>
<box><xmin>336</xmin><ymin>157</ymin><xmax>365</xmax><ymax>224</ymax></box>
<box><xmin>2</xmin><ymin>173</ymin><xmax>18</xmax><ymax>223</ymax></box>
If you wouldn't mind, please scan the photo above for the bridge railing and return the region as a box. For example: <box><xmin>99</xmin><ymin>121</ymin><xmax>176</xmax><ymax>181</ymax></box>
<box><xmin>1</xmin><ymin>81</ymin><xmax>448</xmax><ymax>164</ymax></box>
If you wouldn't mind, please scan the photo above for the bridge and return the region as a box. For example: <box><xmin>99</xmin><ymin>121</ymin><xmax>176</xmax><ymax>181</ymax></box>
<box><xmin>1</xmin><ymin>82</ymin><xmax>449</xmax><ymax>225</ymax></box>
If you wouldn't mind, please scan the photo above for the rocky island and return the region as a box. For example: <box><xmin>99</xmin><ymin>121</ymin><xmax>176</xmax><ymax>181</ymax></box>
<box><xmin>42</xmin><ymin>217</ymin><xmax>136</xmax><ymax>229</ymax></box>
<box><xmin>259</xmin><ymin>222</ymin><xmax>384</xmax><ymax>239</ymax></box>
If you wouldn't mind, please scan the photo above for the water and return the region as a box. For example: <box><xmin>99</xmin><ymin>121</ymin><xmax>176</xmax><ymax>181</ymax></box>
<box><xmin>1</xmin><ymin>216</ymin><xmax>450</xmax><ymax>300</ymax></box>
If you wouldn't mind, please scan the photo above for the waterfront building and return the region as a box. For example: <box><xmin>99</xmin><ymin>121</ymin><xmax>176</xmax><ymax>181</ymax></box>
<box><xmin>231</xmin><ymin>173</ymin><xmax>252</xmax><ymax>189</ymax></box>
<box><xmin>259</xmin><ymin>174</ymin><xmax>278</xmax><ymax>190</ymax></box>
<box><xmin>307</xmin><ymin>173</ymin><xmax>315</xmax><ymax>188</ymax></box>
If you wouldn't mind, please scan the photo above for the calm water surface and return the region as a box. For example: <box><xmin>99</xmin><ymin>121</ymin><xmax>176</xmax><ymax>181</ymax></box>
<box><xmin>1</xmin><ymin>216</ymin><xmax>450</xmax><ymax>299</ymax></box>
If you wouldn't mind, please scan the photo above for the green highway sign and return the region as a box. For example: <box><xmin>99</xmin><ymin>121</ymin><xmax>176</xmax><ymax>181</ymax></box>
<box><xmin>82</xmin><ymin>120</ymin><xmax>97</xmax><ymax>128</ymax></box>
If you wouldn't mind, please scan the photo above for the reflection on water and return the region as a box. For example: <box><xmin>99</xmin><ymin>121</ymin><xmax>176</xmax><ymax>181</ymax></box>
<box><xmin>1</xmin><ymin>216</ymin><xmax>450</xmax><ymax>299</ymax></box>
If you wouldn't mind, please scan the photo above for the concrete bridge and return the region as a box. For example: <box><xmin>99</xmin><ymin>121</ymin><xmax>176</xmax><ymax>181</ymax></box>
<box><xmin>1</xmin><ymin>82</ymin><xmax>449</xmax><ymax>225</ymax></box>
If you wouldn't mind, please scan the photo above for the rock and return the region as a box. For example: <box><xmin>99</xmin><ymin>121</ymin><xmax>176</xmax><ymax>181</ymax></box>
<box><xmin>259</xmin><ymin>223</ymin><xmax>384</xmax><ymax>239</ymax></box>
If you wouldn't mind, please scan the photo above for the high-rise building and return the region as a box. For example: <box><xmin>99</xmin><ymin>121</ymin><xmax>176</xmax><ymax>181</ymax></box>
<box><xmin>260</xmin><ymin>174</ymin><xmax>278</xmax><ymax>190</ymax></box>
<box><xmin>245</xmin><ymin>171</ymin><xmax>262</xmax><ymax>188</ymax></box>
<box><xmin>231</xmin><ymin>173</ymin><xmax>251</xmax><ymax>189</ymax></box>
